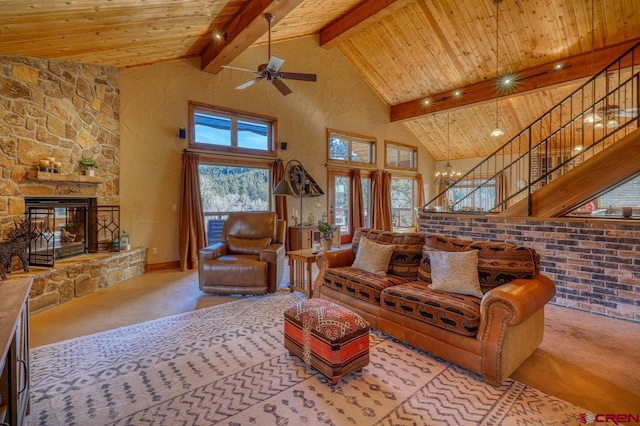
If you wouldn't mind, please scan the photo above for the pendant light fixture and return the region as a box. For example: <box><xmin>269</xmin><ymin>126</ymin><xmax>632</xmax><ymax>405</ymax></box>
<box><xmin>435</xmin><ymin>112</ymin><xmax>461</xmax><ymax>186</ymax></box>
<box><xmin>491</xmin><ymin>0</ymin><xmax>505</xmax><ymax>137</ymax></box>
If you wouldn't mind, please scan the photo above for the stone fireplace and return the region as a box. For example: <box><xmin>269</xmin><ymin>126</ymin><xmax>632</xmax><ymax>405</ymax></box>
<box><xmin>0</xmin><ymin>55</ymin><xmax>146</xmax><ymax>312</ymax></box>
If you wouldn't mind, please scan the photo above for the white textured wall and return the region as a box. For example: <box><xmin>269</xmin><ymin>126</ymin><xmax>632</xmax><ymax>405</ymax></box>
<box><xmin>120</xmin><ymin>37</ymin><xmax>432</xmax><ymax>265</ymax></box>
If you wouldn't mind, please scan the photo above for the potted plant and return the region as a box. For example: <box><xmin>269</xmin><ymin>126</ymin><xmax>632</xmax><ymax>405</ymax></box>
<box><xmin>317</xmin><ymin>221</ymin><xmax>334</xmax><ymax>251</ymax></box>
<box><xmin>79</xmin><ymin>157</ymin><xmax>98</xmax><ymax>176</ymax></box>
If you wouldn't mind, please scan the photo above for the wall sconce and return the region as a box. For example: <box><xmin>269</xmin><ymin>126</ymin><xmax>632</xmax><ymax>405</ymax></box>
<box><xmin>178</xmin><ymin>128</ymin><xmax>186</xmax><ymax>139</ymax></box>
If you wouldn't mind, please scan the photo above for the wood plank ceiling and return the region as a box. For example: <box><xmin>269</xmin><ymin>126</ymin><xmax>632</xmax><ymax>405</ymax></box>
<box><xmin>2</xmin><ymin>0</ymin><xmax>639</xmax><ymax>162</ymax></box>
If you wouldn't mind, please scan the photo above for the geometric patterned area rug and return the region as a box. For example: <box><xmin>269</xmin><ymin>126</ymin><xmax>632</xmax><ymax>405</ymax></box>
<box><xmin>30</xmin><ymin>293</ymin><xmax>591</xmax><ymax>426</ymax></box>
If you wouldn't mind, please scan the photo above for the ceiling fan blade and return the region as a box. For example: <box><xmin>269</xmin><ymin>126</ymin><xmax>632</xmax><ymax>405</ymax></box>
<box><xmin>279</xmin><ymin>72</ymin><xmax>317</xmax><ymax>82</ymax></box>
<box><xmin>266</xmin><ymin>56</ymin><xmax>285</xmax><ymax>73</ymax></box>
<box><xmin>236</xmin><ymin>76</ymin><xmax>265</xmax><ymax>90</ymax></box>
<box><xmin>271</xmin><ymin>78</ymin><xmax>292</xmax><ymax>96</ymax></box>
<box><xmin>222</xmin><ymin>65</ymin><xmax>260</xmax><ymax>74</ymax></box>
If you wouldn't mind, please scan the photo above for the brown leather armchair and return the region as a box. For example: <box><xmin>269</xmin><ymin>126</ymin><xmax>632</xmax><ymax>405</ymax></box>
<box><xmin>198</xmin><ymin>212</ymin><xmax>286</xmax><ymax>295</ymax></box>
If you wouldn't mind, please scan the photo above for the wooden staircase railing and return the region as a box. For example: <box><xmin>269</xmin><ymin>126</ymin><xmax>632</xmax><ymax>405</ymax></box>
<box><xmin>423</xmin><ymin>41</ymin><xmax>640</xmax><ymax>216</ymax></box>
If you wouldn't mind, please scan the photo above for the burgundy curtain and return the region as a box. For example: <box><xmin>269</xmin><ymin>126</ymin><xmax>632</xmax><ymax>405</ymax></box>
<box><xmin>179</xmin><ymin>152</ymin><xmax>206</xmax><ymax>271</ymax></box>
<box><xmin>371</xmin><ymin>170</ymin><xmax>392</xmax><ymax>231</ymax></box>
<box><xmin>416</xmin><ymin>173</ymin><xmax>425</xmax><ymax>208</ymax></box>
<box><xmin>272</xmin><ymin>159</ymin><xmax>287</xmax><ymax>221</ymax></box>
<box><xmin>350</xmin><ymin>169</ymin><xmax>364</xmax><ymax>233</ymax></box>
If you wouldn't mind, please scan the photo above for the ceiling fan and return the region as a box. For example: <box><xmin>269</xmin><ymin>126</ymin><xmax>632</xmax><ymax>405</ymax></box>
<box><xmin>584</xmin><ymin>104</ymin><xmax>639</xmax><ymax>129</ymax></box>
<box><xmin>222</xmin><ymin>13</ymin><xmax>317</xmax><ymax>96</ymax></box>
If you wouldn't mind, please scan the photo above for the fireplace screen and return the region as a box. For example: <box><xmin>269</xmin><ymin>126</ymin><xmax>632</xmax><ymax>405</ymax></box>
<box><xmin>26</xmin><ymin>197</ymin><xmax>120</xmax><ymax>267</ymax></box>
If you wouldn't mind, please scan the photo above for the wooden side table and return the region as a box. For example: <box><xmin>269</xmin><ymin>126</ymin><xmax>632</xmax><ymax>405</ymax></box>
<box><xmin>287</xmin><ymin>248</ymin><xmax>319</xmax><ymax>298</ymax></box>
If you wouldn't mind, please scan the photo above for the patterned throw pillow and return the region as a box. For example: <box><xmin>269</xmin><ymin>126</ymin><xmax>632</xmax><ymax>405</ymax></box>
<box><xmin>469</xmin><ymin>242</ymin><xmax>537</xmax><ymax>292</ymax></box>
<box><xmin>351</xmin><ymin>236</ymin><xmax>396</xmax><ymax>275</ymax></box>
<box><xmin>351</xmin><ymin>228</ymin><xmax>395</xmax><ymax>254</ymax></box>
<box><xmin>226</xmin><ymin>236</ymin><xmax>272</xmax><ymax>255</ymax></box>
<box><xmin>429</xmin><ymin>250</ymin><xmax>483</xmax><ymax>298</ymax></box>
<box><xmin>387</xmin><ymin>232</ymin><xmax>425</xmax><ymax>279</ymax></box>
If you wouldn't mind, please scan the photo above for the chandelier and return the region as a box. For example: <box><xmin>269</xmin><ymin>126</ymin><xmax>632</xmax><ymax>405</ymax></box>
<box><xmin>434</xmin><ymin>112</ymin><xmax>461</xmax><ymax>186</ymax></box>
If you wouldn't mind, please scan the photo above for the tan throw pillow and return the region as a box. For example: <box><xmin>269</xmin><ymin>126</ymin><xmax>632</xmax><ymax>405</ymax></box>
<box><xmin>227</xmin><ymin>236</ymin><xmax>271</xmax><ymax>255</ymax></box>
<box><xmin>429</xmin><ymin>250</ymin><xmax>483</xmax><ymax>298</ymax></box>
<box><xmin>351</xmin><ymin>237</ymin><xmax>396</xmax><ymax>275</ymax></box>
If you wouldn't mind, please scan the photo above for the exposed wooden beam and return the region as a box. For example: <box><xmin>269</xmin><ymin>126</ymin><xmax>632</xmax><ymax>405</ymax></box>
<box><xmin>390</xmin><ymin>38</ymin><xmax>640</xmax><ymax>122</ymax></box>
<box><xmin>319</xmin><ymin>0</ymin><xmax>412</xmax><ymax>49</ymax></box>
<box><xmin>200</xmin><ymin>0</ymin><xmax>303</xmax><ymax>74</ymax></box>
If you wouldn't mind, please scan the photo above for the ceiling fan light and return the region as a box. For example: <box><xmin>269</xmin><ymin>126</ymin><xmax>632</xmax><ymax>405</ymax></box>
<box><xmin>606</xmin><ymin>118</ymin><xmax>619</xmax><ymax>128</ymax></box>
<box><xmin>583</xmin><ymin>112</ymin><xmax>601</xmax><ymax>124</ymax></box>
<box><xmin>491</xmin><ymin>127</ymin><xmax>504</xmax><ymax>137</ymax></box>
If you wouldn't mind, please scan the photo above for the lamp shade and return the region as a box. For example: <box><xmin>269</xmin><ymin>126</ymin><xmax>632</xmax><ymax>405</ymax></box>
<box><xmin>273</xmin><ymin>178</ymin><xmax>297</xmax><ymax>196</ymax></box>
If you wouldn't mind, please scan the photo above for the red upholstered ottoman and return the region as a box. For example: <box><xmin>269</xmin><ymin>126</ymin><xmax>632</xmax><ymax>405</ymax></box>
<box><xmin>284</xmin><ymin>299</ymin><xmax>370</xmax><ymax>385</ymax></box>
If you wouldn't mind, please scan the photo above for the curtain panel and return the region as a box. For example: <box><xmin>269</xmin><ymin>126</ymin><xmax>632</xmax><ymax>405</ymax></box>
<box><xmin>371</xmin><ymin>170</ymin><xmax>392</xmax><ymax>231</ymax></box>
<box><xmin>416</xmin><ymin>173</ymin><xmax>425</xmax><ymax>208</ymax></box>
<box><xmin>350</xmin><ymin>169</ymin><xmax>365</xmax><ymax>232</ymax></box>
<box><xmin>179</xmin><ymin>152</ymin><xmax>207</xmax><ymax>271</ymax></box>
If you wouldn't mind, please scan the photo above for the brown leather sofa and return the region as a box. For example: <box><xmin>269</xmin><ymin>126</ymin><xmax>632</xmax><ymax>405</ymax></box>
<box><xmin>199</xmin><ymin>212</ymin><xmax>286</xmax><ymax>295</ymax></box>
<box><xmin>313</xmin><ymin>228</ymin><xmax>556</xmax><ymax>386</ymax></box>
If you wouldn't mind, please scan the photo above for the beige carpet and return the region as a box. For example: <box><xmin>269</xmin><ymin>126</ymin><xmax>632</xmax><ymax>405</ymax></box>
<box><xmin>30</xmin><ymin>293</ymin><xmax>594</xmax><ymax>425</ymax></box>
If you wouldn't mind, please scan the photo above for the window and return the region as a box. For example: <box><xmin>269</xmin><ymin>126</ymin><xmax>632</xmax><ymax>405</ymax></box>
<box><xmin>447</xmin><ymin>177</ymin><xmax>497</xmax><ymax>212</ymax></box>
<box><xmin>198</xmin><ymin>164</ymin><xmax>271</xmax><ymax>244</ymax></box>
<box><xmin>327</xmin><ymin>171</ymin><xmax>371</xmax><ymax>242</ymax></box>
<box><xmin>328</xmin><ymin>129</ymin><xmax>375</xmax><ymax>165</ymax></box>
<box><xmin>599</xmin><ymin>175</ymin><xmax>640</xmax><ymax>208</ymax></box>
<box><xmin>386</xmin><ymin>141</ymin><xmax>417</xmax><ymax>170</ymax></box>
<box><xmin>391</xmin><ymin>177</ymin><xmax>415</xmax><ymax>228</ymax></box>
<box><xmin>189</xmin><ymin>102</ymin><xmax>276</xmax><ymax>155</ymax></box>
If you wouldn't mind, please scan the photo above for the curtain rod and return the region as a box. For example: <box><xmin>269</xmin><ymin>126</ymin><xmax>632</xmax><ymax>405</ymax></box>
<box><xmin>182</xmin><ymin>148</ymin><xmax>278</xmax><ymax>161</ymax></box>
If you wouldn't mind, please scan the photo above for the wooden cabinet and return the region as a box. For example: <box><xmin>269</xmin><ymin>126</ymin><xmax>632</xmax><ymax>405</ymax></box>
<box><xmin>288</xmin><ymin>226</ymin><xmax>341</xmax><ymax>251</ymax></box>
<box><xmin>1</xmin><ymin>277</ymin><xmax>32</xmax><ymax>426</ymax></box>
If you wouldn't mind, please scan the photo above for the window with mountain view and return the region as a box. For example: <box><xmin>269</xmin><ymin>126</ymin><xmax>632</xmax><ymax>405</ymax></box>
<box><xmin>198</xmin><ymin>164</ymin><xmax>271</xmax><ymax>244</ymax></box>
<box><xmin>189</xmin><ymin>102</ymin><xmax>275</xmax><ymax>154</ymax></box>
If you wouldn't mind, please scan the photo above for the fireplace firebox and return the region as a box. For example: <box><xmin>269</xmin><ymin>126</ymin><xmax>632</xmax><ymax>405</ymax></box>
<box><xmin>26</xmin><ymin>197</ymin><xmax>121</xmax><ymax>267</ymax></box>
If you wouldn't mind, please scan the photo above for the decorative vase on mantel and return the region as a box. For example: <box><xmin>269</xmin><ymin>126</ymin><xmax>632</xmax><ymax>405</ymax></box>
<box><xmin>85</xmin><ymin>169</ymin><xmax>95</xmax><ymax>177</ymax></box>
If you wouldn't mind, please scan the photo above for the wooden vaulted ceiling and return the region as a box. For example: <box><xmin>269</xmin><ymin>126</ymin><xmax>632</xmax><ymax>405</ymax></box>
<box><xmin>2</xmin><ymin>0</ymin><xmax>639</xmax><ymax>162</ymax></box>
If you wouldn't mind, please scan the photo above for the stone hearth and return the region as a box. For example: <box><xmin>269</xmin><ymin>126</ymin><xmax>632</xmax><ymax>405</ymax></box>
<box><xmin>9</xmin><ymin>248</ymin><xmax>146</xmax><ymax>313</ymax></box>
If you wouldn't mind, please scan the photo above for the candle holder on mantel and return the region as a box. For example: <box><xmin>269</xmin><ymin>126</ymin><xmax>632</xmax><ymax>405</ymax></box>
<box><xmin>38</xmin><ymin>157</ymin><xmax>61</xmax><ymax>173</ymax></box>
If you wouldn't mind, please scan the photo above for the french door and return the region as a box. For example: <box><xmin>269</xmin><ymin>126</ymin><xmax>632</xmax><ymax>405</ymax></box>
<box><xmin>327</xmin><ymin>170</ymin><xmax>370</xmax><ymax>243</ymax></box>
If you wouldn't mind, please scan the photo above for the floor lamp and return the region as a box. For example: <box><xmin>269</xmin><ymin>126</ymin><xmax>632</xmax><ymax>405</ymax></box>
<box><xmin>273</xmin><ymin>159</ymin><xmax>306</xmax><ymax>252</ymax></box>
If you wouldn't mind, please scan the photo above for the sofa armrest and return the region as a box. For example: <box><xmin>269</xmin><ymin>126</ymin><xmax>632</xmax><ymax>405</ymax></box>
<box><xmin>313</xmin><ymin>248</ymin><xmax>355</xmax><ymax>296</ymax></box>
<box><xmin>479</xmin><ymin>274</ymin><xmax>556</xmax><ymax>330</ymax></box>
<box><xmin>199</xmin><ymin>242</ymin><xmax>227</xmax><ymax>261</ymax></box>
<box><xmin>317</xmin><ymin>248</ymin><xmax>355</xmax><ymax>269</ymax></box>
<box><xmin>477</xmin><ymin>274</ymin><xmax>556</xmax><ymax>386</ymax></box>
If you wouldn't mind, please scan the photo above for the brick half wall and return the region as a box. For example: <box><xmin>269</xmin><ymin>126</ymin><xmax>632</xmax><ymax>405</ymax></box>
<box><xmin>418</xmin><ymin>213</ymin><xmax>640</xmax><ymax>322</ymax></box>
